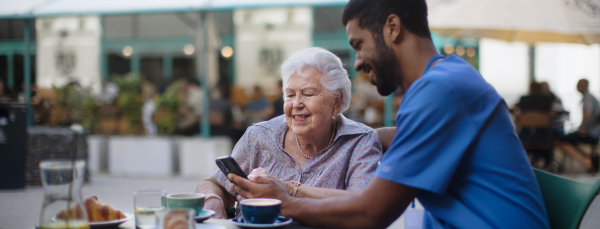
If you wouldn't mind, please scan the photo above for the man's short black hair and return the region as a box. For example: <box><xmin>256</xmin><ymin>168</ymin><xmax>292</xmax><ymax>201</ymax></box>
<box><xmin>342</xmin><ymin>0</ymin><xmax>431</xmax><ymax>39</ymax></box>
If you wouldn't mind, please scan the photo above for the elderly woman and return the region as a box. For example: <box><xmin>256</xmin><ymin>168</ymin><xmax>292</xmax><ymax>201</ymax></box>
<box><xmin>195</xmin><ymin>47</ymin><xmax>382</xmax><ymax>219</ymax></box>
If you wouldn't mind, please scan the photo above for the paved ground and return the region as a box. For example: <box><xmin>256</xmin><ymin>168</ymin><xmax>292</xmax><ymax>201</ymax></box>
<box><xmin>0</xmin><ymin>175</ymin><xmax>201</xmax><ymax>229</ymax></box>
<box><xmin>1</xmin><ymin>173</ymin><xmax>598</xmax><ymax>229</ymax></box>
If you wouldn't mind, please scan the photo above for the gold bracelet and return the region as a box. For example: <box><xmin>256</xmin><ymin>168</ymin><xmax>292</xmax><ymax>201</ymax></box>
<box><xmin>204</xmin><ymin>193</ymin><xmax>224</xmax><ymax>206</ymax></box>
<box><xmin>289</xmin><ymin>180</ymin><xmax>301</xmax><ymax>197</ymax></box>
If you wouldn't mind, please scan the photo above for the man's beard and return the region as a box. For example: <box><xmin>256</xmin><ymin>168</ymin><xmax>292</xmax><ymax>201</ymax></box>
<box><xmin>369</xmin><ymin>37</ymin><xmax>402</xmax><ymax>96</ymax></box>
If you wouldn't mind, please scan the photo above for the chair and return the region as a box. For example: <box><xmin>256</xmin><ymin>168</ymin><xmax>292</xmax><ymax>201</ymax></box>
<box><xmin>517</xmin><ymin>112</ymin><xmax>553</xmax><ymax>168</ymax></box>
<box><xmin>533</xmin><ymin>169</ymin><xmax>600</xmax><ymax>229</ymax></box>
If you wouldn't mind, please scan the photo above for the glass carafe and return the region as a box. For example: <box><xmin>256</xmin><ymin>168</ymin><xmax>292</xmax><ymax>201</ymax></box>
<box><xmin>39</xmin><ymin>160</ymin><xmax>89</xmax><ymax>229</ymax></box>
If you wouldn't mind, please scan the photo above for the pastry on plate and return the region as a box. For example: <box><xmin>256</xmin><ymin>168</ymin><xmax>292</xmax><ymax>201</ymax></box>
<box><xmin>57</xmin><ymin>196</ymin><xmax>126</xmax><ymax>222</ymax></box>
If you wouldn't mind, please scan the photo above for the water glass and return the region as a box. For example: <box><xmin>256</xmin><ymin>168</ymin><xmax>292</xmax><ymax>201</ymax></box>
<box><xmin>39</xmin><ymin>160</ymin><xmax>89</xmax><ymax>229</ymax></box>
<box><xmin>134</xmin><ymin>190</ymin><xmax>166</xmax><ymax>229</ymax></box>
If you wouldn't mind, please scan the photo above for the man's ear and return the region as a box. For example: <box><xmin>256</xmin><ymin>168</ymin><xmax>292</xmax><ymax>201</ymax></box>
<box><xmin>384</xmin><ymin>14</ymin><xmax>402</xmax><ymax>43</ymax></box>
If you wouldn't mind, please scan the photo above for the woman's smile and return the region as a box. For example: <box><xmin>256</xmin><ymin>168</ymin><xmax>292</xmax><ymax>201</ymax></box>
<box><xmin>293</xmin><ymin>114</ymin><xmax>311</xmax><ymax>121</ymax></box>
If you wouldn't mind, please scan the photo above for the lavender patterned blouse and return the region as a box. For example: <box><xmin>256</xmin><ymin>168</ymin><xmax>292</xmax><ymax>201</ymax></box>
<box><xmin>214</xmin><ymin>115</ymin><xmax>383</xmax><ymax>195</ymax></box>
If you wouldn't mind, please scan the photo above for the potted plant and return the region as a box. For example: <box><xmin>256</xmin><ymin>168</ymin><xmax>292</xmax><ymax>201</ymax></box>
<box><xmin>154</xmin><ymin>80</ymin><xmax>184</xmax><ymax>135</ymax></box>
<box><xmin>112</xmin><ymin>73</ymin><xmax>143</xmax><ymax>135</ymax></box>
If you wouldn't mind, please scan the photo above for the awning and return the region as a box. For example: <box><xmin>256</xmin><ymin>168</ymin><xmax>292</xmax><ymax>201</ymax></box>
<box><xmin>427</xmin><ymin>0</ymin><xmax>600</xmax><ymax>45</ymax></box>
<box><xmin>33</xmin><ymin>0</ymin><xmax>212</xmax><ymax>17</ymax></box>
<box><xmin>0</xmin><ymin>0</ymin><xmax>49</xmax><ymax>18</ymax></box>
<box><xmin>0</xmin><ymin>0</ymin><xmax>350</xmax><ymax>18</ymax></box>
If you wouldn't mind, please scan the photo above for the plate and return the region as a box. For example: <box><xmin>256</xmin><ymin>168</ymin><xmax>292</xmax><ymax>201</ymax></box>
<box><xmin>89</xmin><ymin>212</ymin><xmax>133</xmax><ymax>228</ymax></box>
<box><xmin>229</xmin><ymin>216</ymin><xmax>293</xmax><ymax>228</ymax></box>
<box><xmin>51</xmin><ymin>212</ymin><xmax>133</xmax><ymax>229</ymax></box>
<box><xmin>194</xmin><ymin>209</ymin><xmax>216</xmax><ymax>223</ymax></box>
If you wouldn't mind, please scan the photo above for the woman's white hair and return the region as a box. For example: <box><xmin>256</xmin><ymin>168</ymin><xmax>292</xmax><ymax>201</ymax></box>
<box><xmin>280</xmin><ymin>47</ymin><xmax>352</xmax><ymax>115</ymax></box>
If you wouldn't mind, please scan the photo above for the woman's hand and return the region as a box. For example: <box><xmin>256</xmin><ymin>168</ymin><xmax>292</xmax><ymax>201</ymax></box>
<box><xmin>203</xmin><ymin>198</ymin><xmax>228</xmax><ymax>219</ymax></box>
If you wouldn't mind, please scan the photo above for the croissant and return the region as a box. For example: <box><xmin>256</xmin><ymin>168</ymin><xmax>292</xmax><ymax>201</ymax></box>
<box><xmin>57</xmin><ymin>196</ymin><xmax>125</xmax><ymax>222</ymax></box>
<box><xmin>55</xmin><ymin>204</ymin><xmax>84</xmax><ymax>220</ymax></box>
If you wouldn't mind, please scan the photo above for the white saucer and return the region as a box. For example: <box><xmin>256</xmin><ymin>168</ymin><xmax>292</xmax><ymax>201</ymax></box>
<box><xmin>194</xmin><ymin>209</ymin><xmax>216</xmax><ymax>222</ymax></box>
<box><xmin>229</xmin><ymin>216</ymin><xmax>293</xmax><ymax>228</ymax></box>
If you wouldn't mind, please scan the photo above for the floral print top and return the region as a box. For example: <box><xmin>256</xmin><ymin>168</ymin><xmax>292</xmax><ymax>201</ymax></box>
<box><xmin>214</xmin><ymin>115</ymin><xmax>383</xmax><ymax>195</ymax></box>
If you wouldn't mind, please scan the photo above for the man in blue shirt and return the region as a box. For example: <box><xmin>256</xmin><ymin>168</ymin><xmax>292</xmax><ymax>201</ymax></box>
<box><xmin>228</xmin><ymin>0</ymin><xmax>550</xmax><ymax>228</ymax></box>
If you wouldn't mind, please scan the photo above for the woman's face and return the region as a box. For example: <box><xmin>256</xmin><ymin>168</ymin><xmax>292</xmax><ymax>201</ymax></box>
<box><xmin>284</xmin><ymin>68</ymin><xmax>339</xmax><ymax>137</ymax></box>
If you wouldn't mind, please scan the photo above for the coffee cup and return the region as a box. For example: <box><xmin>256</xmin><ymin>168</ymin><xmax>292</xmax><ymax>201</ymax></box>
<box><xmin>240</xmin><ymin>198</ymin><xmax>281</xmax><ymax>224</ymax></box>
<box><xmin>166</xmin><ymin>193</ymin><xmax>205</xmax><ymax>216</ymax></box>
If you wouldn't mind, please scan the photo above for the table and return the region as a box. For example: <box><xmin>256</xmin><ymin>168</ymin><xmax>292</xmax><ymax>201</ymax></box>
<box><xmin>118</xmin><ymin>218</ymin><xmax>316</xmax><ymax>229</ymax></box>
<box><xmin>202</xmin><ymin>219</ymin><xmax>315</xmax><ymax>229</ymax></box>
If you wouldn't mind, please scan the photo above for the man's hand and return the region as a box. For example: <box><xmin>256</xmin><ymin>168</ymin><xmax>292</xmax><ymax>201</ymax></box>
<box><xmin>228</xmin><ymin>173</ymin><xmax>290</xmax><ymax>200</ymax></box>
<box><xmin>203</xmin><ymin>198</ymin><xmax>228</xmax><ymax>219</ymax></box>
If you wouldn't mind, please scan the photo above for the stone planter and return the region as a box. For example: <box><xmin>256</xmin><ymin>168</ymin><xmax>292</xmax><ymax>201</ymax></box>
<box><xmin>87</xmin><ymin>135</ymin><xmax>108</xmax><ymax>173</ymax></box>
<box><xmin>178</xmin><ymin>136</ymin><xmax>232</xmax><ymax>178</ymax></box>
<box><xmin>108</xmin><ymin>136</ymin><xmax>172</xmax><ymax>176</ymax></box>
<box><xmin>86</xmin><ymin>136</ymin><xmax>234</xmax><ymax>177</ymax></box>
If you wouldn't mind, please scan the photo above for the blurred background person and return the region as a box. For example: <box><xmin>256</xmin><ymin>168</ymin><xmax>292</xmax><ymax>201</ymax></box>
<box><xmin>516</xmin><ymin>82</ymin><xmax>553</xmax><ymax>113</ymax></box>
<box><xmin>271</xmin><ymin>80</ymin><xmax>285</xmax><ymax>119</ymax></box>
<box><xmin>175</xmin><ymin>79</ymin><xmax>203</xmax><ymax>136</ymax></box>
<box><xmin>141</xmin><ymin>77</ymin><xmax>158</xmax><ymax>136</ymax></box>
<box><xmin>540</xmin><ymin>82</ymin><xmax>564</xmax><ymax>115</ymax></box>
<box><xmin>540</xmin><ymin>81</ymin><xmax>568</xmax><ymax>138</ymax></box>
<box><xmin>244</xmin><ymin>86</ymin><xmax>274</xmax><ymax>124</ymax></box>
<box><xmin>515</xmin><ymin>82</ymin><xmax>554</xmax><ymax>169</ymax></box>
<box><xmin>209</xmin><ymin>86</ymin><xmax>234</xmax><ymax>139</ymax></box>
<box><xmin>101</xmin><ymin>80</ymin><xmax>120</xmax><ymax>105</ymax></box>
<box><xmin>556</xmin><ymin>79</ymin><xmax>600</xmax><ymax>174</ymax></box>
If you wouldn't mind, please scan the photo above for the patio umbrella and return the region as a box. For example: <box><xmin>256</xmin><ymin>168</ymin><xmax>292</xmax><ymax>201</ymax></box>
<box><xmin>427</xmin><ymin>0</ymin><xmax>600</xmax><ymax>45</ymax></box>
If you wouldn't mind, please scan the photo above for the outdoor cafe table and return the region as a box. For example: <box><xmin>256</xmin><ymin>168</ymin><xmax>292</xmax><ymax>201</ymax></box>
<box><xmin>117</xmin><ymin>218</ymin><xmax>316</xmax><ymax>229</ymax></box>
<box><xmin>202</xmin><ymin>219</ymin><xmax>315</xmax><ymax>229</ymax></box>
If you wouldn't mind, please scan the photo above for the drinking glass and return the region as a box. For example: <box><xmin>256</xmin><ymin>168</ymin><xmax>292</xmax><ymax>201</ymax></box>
<box><xmin>156</xmin><ymin>208</ymin><xmax>195</xmax><ymax>229</ymax></box>
<box><xmin>39</xmin><ymin>159</ymin><xmax>89</xmax><ymax>229</ymax></box>
<box><xmin>134</xmin><ymin>190</ymin><xmax>166</xmax><ymax>229</ymax></box>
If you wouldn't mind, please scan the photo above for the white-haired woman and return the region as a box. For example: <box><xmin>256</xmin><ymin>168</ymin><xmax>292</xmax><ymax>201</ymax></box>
<box><xmin>195</xmin><ymin>47</ymin><xmax>382</xmax><ymax>219</ymax></box>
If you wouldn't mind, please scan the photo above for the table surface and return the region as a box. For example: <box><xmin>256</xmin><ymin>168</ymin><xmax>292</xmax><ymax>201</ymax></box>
<box><xmin>203</xmin><ymin>219</ymin><xmax>314</xmax><ymax>229</ymax></box>
<box><xmin>116</xmin><ymin>218</ymin><xmax>315</xmax><ymax>229</ymax></box>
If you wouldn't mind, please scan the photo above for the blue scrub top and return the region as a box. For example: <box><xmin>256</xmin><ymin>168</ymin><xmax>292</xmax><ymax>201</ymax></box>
<box><xmin>376</xmin><ymin>55</ymin><xmax>549</xmax><ymax>228</ymax></box>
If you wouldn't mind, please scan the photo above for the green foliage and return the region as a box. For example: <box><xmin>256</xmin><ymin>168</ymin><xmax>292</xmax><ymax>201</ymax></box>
<box><xmin>81</xmin><ymin>96</ymin><xmax>101</xmax><ymax>131</ymax></box>
<box><xmin>52</xmin><ymin>84</ymin><xmax>100</xmax><ymax>131</ymax></box>
<box><xmin>112</xmin><ymin>73</ymin><xmax>143</xmax><ymax>134</ymax></box>
<box><xmin>112</xmin><ymin>72</ymin><xmax>141</xmax><ymax>94</ymax></box>
<box><xmin>154</xmin><ymin>80</ymin><xmax>185</xmax><ymax>135</ymax></box>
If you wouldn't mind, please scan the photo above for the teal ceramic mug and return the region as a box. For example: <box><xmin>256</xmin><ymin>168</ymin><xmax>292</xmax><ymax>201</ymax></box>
<box><xmin>166</xmin><ymin>193</ymin><xmax>205</xmax><ymax>216</ymax></box>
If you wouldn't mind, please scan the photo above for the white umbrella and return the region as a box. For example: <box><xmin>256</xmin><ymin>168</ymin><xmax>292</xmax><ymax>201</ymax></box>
<box><xmin>427</xmin><ymin>0</ymin><xmax>600</xmax><ymax>45</ymax></box>
<box><xmin>0</xmin><ymin>0</ymin><xmax>48</xmax><ymax>18</ymax></box>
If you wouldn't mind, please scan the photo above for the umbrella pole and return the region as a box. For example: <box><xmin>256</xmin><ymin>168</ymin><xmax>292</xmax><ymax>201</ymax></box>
<box><xmin>197</xmin><ymin>11</ymin><xmax>211</xmax><ymax>138</ymax></box>
<box><xmin>528</xmin><ymin>45</ymin><xmax>536</xmax><ymax>83</ymax></box>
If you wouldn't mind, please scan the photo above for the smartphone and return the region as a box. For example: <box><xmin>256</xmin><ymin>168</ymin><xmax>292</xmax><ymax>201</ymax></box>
<box><xmin>216</xmin><ymin>155</ymin><xmax>248</xmax><ymax>180</ymax></box>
